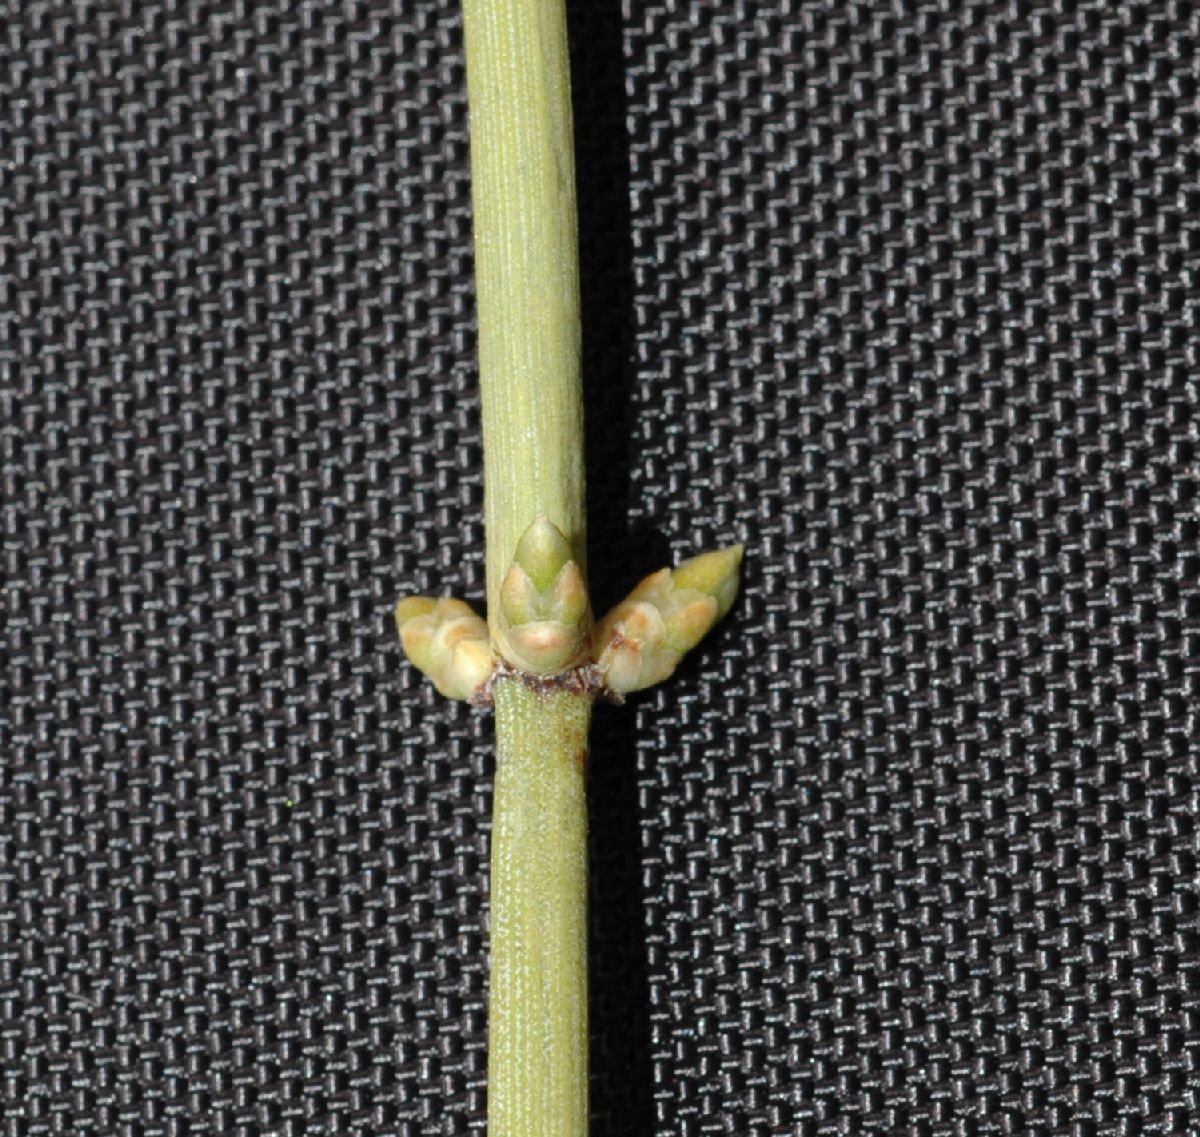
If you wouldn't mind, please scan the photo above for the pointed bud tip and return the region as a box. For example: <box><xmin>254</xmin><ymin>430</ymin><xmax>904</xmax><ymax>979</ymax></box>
<box><xmin>512</xmin><ymin>516</ymin><xmax>576</xmax><ymax>592</ymax></box>
<box><xmin>671</xmin><ymin>543</ymin><xmax>743</xmax><ymax>618</ymax></box>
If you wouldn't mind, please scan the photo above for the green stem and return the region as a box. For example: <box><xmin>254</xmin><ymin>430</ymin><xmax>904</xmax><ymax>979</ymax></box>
<box><xmin>463</xmin><ymin>0</ymin><xmax>587</xmax><ymax>613</ymax></box>
<box><xmin>461</xmin><ymin>1</ymin><xmax>591</xmax><ymax>1135</ymax></box>
<box><xmin>488</xmin><ymin>681</ymin><xmax>590</xmax><ymax>1137</ymax></box>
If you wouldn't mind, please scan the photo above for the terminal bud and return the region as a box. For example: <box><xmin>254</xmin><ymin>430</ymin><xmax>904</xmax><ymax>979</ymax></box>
<box><xmin>497</xmin><ymin>517</ymin><xmax>590</xmax><ymax>675</ymax></box>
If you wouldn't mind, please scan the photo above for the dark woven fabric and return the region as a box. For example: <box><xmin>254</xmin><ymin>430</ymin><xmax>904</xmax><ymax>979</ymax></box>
<box><xmin>3</xmin><ymin>1</ymin><xmax>1199</xmax><ymax>1134</ymax></box>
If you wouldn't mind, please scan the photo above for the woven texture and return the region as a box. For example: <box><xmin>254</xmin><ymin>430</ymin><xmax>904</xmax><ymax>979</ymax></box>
<box><xmin>4</xmin><ymin>1</ymin><xmax>1200</xmax><ymax>1134</ymax></box>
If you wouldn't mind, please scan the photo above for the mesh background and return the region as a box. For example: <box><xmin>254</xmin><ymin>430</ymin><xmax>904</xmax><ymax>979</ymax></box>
<box><xmin>3</xmin><ymin>1</ymin><xmax>1200</xmax><ymax>1134</ymax></box>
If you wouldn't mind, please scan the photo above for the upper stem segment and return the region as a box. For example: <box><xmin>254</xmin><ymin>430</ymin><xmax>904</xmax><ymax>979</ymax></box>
<box><xmin>463</xmin><ymin>0</ymin><xmax>587</xmax><ymax>627</ymax></box>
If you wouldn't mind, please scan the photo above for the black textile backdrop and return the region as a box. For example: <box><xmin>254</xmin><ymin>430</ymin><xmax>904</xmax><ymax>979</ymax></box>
<box><xmin>2</xmin><ymin>1</ymin><xmax>1200</xmax><ymax>1134</ymax></box>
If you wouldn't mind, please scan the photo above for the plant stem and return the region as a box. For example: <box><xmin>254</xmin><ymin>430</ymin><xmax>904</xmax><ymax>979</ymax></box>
<box><xmin>461</xmin><ymin>1</ymin><xmax>591</xmax><ymax>1135</ymax></box>
<box><xmin>488</xmin><ymin>681</ymin><xmax>591</xmax><ymax>1137</ymax></box>
<box><xmin>403</xmin><ymin>6</ymin><xmax>740</xmax><ymax>1128</ymax></box>
<box><xmin>463</xmin><ymin>0</ymin><xmax>586</xmax><ymax>613</ymax></box>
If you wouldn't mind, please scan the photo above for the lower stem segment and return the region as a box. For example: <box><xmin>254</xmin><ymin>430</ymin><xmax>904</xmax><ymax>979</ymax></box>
<box><xmin>488</xmin><ymin>678</ymin><xmax>592</xmax><ymax>1137</ymax></box>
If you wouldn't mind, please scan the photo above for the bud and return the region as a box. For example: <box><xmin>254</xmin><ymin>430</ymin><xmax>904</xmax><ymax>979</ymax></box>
<box><xmin>395</xmin><ymin>596</ymin><xmax>495</xmax><ymax>702</ymax></box>
<box><xmin>668</xmin><ymin>546</ymin><xmax>741</xmax><ymax>621</ymax></box>
<box><xmin>593</xmin><ymin>544</ymin><xmax>743</xmax><ymax>694</ymax></box>
<box><xmin>496</xmin><ymin>517</ymin><xmax>591</xmax><ymax>674</ymax></box>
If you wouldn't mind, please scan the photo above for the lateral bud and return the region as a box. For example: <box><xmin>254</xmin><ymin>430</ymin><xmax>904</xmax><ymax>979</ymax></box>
<box><xmin>395</xmin><ymin>596</ymin><xmax>496</xmax><ymax>702</ymax></box>
<box><xmin>497</xmin><ymin>517</ymin><xmax>591</xmax><ymax>675</ymax></box>
<box><xmin>593</xmin><ymin>544</ymin><xmax>743</xmax><ymax>694</ymax></box>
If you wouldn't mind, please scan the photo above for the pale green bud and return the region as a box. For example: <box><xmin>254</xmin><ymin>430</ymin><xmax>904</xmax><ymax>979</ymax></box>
<box><xmin>547</xmin><ymin>560</ymin><xmax>589</xmax><ymax>628</ymax></box>
<box><xmin>496</xmin><ymin>517</ymin><xmax>591</xmax><ymax>675</ymax></box>
<box><xmin>498</xmin><ymin>564</ymin><xmax>543</xmax><ymax>626</ymax></box>
<box><xmin>593</xmin><ymin>543</ymin><xmax>743</xmax><ymax>694</ymax></box>
<box><xmin>512</xmin><ymin>516</ymin><xmax>576</xmax><ymax>591</ymax></box>
<box><xmin>658</xmin><ymin>591</ymin><xmax>720</xmax><ymax>655</ymax></box>
<box><xmin>395</xmin><ymin>596</ymin><xmax>496</xmax><ymax>702</ymax></box>
<box><xmin>592</xmin><ymin>599</ymin><xmax>673</xmax><ymax>693</ymax></box>
<box><xmin>662</xmin><ymin>545</ymin><xmax>742</xmax><ymax>620</ymax></box>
